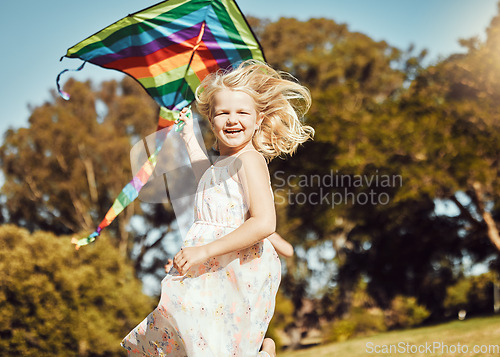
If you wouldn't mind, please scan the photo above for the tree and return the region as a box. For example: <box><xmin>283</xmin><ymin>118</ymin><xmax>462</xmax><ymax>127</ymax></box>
<box><xmin>331</xmin><ymin>4</ymin><xmax>500</xmax><ymax>319</ymax></box>
<box><xmin>0</xmin><ymin>77</ymin><xmax>181</xmax><ymax>283</ymax></box>
<box><xmin>395</xmin><ymin>11</ymin><xmax>500</xmax><ymax>253</ymax></box>
<box><xmin>0</xmin><ymin>224</ymin><xmax>154</xmax><ymax>356</ymax></box>
<box><xmin>259</xmin><ymin>17</ymin><xmax>425</xmax><ymax>261</ymax></box>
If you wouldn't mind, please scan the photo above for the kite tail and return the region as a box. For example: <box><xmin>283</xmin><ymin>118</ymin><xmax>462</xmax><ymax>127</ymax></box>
<box><xmin>71</xmin><ymin>132</ymin><xmax>165</xmax><ymax>250</ymax></box>
<box><xmin>71</xmin><ymin>229</ymin><xmax>101</xmax><ymax>250</ymax></box>
<box><xmin>71</xmin><ymin>110</ymin><xmax>182</xmax><ymax>250</ymax></box>
<box><xmin>56</xmin><ymin>60</ymin><xmax>87</xmax><ymax>100</ymax></box>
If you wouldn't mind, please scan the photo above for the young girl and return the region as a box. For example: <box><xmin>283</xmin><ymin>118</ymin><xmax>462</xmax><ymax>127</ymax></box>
<box><xmin>121</xmin><ymin>60</ymin><xmax>314</xmax><ymax>357</ymax></box>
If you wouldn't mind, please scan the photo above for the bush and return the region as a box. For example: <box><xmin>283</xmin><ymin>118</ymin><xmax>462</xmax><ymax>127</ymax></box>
<box><xmin>323</xmin><ymin>279</ymin><xmax>387</xmax><ymax>343</ymax></box>
<box><xmin>468</xmin><ymin>273</ymin><xmax>495</xmax><ymax>314</ymax></box>
<box><xmin>443</xmin><ymin>272</ymin><xmax>496</xmax><ymax>316</ymax></box>
<box><xmin>324</xmin><ymin>307</ymin><xmax>386</xmax><ymax>343</ymax></box>
<box><xmin>385</xmin><ymin>295</ymin><xmax>430</xmax><ymax>329</ymax></box>
<box><xmin>0</xmin><ymin>225</ymin><xmax>154</xmax><ymax>356</ymax></box>
<box><xmin>443</xmin><ymin>278</ymin><xmax>471</xmax><ymax>314</ymax></box>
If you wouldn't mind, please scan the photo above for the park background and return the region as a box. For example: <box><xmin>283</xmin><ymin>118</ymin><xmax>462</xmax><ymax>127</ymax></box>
<box><xmin>1</xmin><ymin>0</ymin><xmax>500</xmax><ymax>355</ymax></box>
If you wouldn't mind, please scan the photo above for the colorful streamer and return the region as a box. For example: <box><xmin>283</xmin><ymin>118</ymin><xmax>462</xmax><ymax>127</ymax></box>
<box><xmin>72</xmin><ymin>123</ymin><xmax>175</xmax><ymax>249</ymax></box>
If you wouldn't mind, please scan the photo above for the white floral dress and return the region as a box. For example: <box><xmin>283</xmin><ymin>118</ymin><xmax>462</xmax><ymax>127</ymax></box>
<box><xmin>121</xmin><ymin>152</ymin><xmax>281</xmax><ymax>356</ymax></box>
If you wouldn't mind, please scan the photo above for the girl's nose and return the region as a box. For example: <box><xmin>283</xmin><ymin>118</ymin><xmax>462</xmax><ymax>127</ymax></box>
<box><xmin>226</xmin><ymin>112</ymin><xmax>239</xmax><ymax>124</ymax></box>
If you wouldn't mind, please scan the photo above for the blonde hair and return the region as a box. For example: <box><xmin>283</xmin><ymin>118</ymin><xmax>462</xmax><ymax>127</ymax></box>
<box><xmin>195</xmin><ymin>60</ymin><xmax>315</xmax><ymax>161</ymax></box>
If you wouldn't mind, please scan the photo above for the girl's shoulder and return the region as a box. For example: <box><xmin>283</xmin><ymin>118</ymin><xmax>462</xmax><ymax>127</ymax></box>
<box><xmin>232</xmin><ymin>150</ymin><xmax>268</xmax><ymax>171</ymax></box>
<box><xmin>234</xmin><ymin>149</ymin><xmax>266</xmax><ymax>162</ymax></box>
<box><xmin>229</xmin><ymin>150</ymin><xmax>269</xmax><ymax>185</ymax></box>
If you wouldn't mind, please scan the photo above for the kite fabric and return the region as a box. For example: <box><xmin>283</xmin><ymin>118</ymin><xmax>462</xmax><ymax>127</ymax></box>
<box><xmin>59</xmin><ymin>0</ymin><xmax>265</xmax><ymax>248</ymax></box>
<box><xmin>58</xmin><ymin>0</ymin><xmax>265</xmax><ymax>127</ymax></box>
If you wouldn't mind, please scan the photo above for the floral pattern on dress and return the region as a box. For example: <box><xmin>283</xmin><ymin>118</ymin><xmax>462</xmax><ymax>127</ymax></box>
<box><xmin>122</xmin><ymin>154</ymin><xmax>281</xmax><ymax>357</ymax></box>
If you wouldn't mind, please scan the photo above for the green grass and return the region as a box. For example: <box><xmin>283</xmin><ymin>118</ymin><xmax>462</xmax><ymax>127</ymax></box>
<box><xmin>280</xmin><ymin>315</ymin><xmax>500</xmax><ymax>357</ymax></box>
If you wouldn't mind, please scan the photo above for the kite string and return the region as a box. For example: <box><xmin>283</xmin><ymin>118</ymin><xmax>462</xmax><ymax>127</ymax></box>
<box><xmin>56</xmin><ymin>60</ymin><xmax>87</xmax><ymax>100</ymax></box>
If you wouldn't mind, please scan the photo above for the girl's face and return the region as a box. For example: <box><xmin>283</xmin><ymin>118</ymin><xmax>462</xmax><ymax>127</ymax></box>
<box><xmin>212</xmin><ymin>89</ymin><xmax>263</xmax><ymax>155</ymax></box>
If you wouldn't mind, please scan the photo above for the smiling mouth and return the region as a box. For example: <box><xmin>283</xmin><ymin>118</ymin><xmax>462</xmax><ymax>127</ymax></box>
<box><xmin>224</xmin><ymin>129</ymin><xmax>243</xmax><ymax>135</ymax></box>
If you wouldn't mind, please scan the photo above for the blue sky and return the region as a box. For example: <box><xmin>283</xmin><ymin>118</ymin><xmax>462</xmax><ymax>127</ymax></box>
<box><xmin>0</xmin><ymin>0</ymin><xmax>498</xmax><ymax>136</ymax></box>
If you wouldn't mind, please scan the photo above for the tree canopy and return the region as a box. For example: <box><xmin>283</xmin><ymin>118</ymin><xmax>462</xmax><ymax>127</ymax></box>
<box><xmin>0</xmin><ymin>224</ymin><xmax>154</xmax><ymax>356</ymax></box>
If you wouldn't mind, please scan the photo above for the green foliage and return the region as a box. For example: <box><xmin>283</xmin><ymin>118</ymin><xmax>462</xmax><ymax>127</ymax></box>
<box><xmin>443</xmin><ymin>278</ymin><xmax>471</xmax><ymax>313</ymax></box>
<box><xmin>340</xmin><ymin>197</ymin><xmax>464</xmax><ymax>318</ymax></box>
<box><xmin>323</xmin><ymin>307</ymin><xmax>386</xmax><ymax>343</ymax></box>
<box><xmin>385</xmin><ymin>295</ymin><xmax>430</xmax><ymax>329</ymax></box>
<box><xmin>323</xmin><ymin>280</ymin><xmax>386</xmax><ymax>343</ymax></box>
<box><xmin>444</xmin><ymin>272</ymin><xmax>496</xmax><ymax>316</ymax></box>
<box><xmin>324</xmin><ymin>317</ymin><xmax>356</xmax><ymax>343</ymax></box>
<box><xmin>0</xmin><ymin>224</ymin><xmax>155</xmax><ymax>356</ymax></box>
<box><xmin>323</xmin><ymin>284</ymin><xmax>429</xmax><ymax>343</ymax></box>
<box><xmin>468</xmin><ymin>272</ymin><xmax>496</xmax><ymax>314</ymax></box>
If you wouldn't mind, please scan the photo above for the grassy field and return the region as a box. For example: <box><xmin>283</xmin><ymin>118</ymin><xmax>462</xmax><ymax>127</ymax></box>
<box><xmin>280</xmin><ymin>315</ymin><xmax>500</xmax><ymax>357</ymax></box>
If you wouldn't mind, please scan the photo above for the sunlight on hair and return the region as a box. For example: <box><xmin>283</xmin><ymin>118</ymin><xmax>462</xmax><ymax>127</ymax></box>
<box><xmin>195</xmin><ymin>60</ymin><xmax>315</xmax><ymax>161</ymax></box>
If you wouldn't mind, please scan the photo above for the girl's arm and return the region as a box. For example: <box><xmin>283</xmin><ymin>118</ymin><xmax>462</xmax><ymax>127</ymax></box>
<box><xmin>178</xmin><ymin>107</ymin><xmax>212</xmax><ymax>183</ymax></box>
<box><xmin>205</xmin><ymin>150</ymin><xmax>275</xmax><ymax>256</ymax></box>
<box><xmin>168</xmin><ymin>233</ymin><xmax>293</xmax><ymax>274</ymax></box>
<box><xmin>267</xmin><ymin>232</ymin><xmax>294</xmax><ymax>258</ymax></box>
<box><xmin>174</xmin><ymin>150</ymin><xmax>275</xmax><ymax>274</ymax></box>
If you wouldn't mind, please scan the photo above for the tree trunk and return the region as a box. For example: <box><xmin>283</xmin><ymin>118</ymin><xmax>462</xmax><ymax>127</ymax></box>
<box><xmin>78</xmin><ymin>144</ymin><xmax>98</xmax><ymax>204</ymax></box>
<box><xmin>472</xmin><ymin>181</ymin><xmax>500</xmax><ymax>252</ymax></box>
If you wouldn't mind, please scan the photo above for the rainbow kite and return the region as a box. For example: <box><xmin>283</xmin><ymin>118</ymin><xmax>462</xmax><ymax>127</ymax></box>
<box><xmin>59</xmin><ymin>0</ymin><xmax>265</xmax><ymax>248</ymax></box>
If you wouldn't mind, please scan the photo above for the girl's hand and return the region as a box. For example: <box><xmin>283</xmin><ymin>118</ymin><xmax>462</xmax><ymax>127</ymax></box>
<box><xmin>173</xmin><ymin>246</ymin><xmax>210</xmax><ymax>275</ymax></box>
<box><xmin>267</xmin><ymin>232</ymin><xmax>294</xmax><ymax>258</ymax></box>
<box><xmin>164</xmin><ymin>258</ymin><xmax>173</xmax><ymax>274</ymax></box>
<box><xmin>175</xmin><ymin>106</ymin><xmax>195</xmax><ymax>140</ymax></box>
